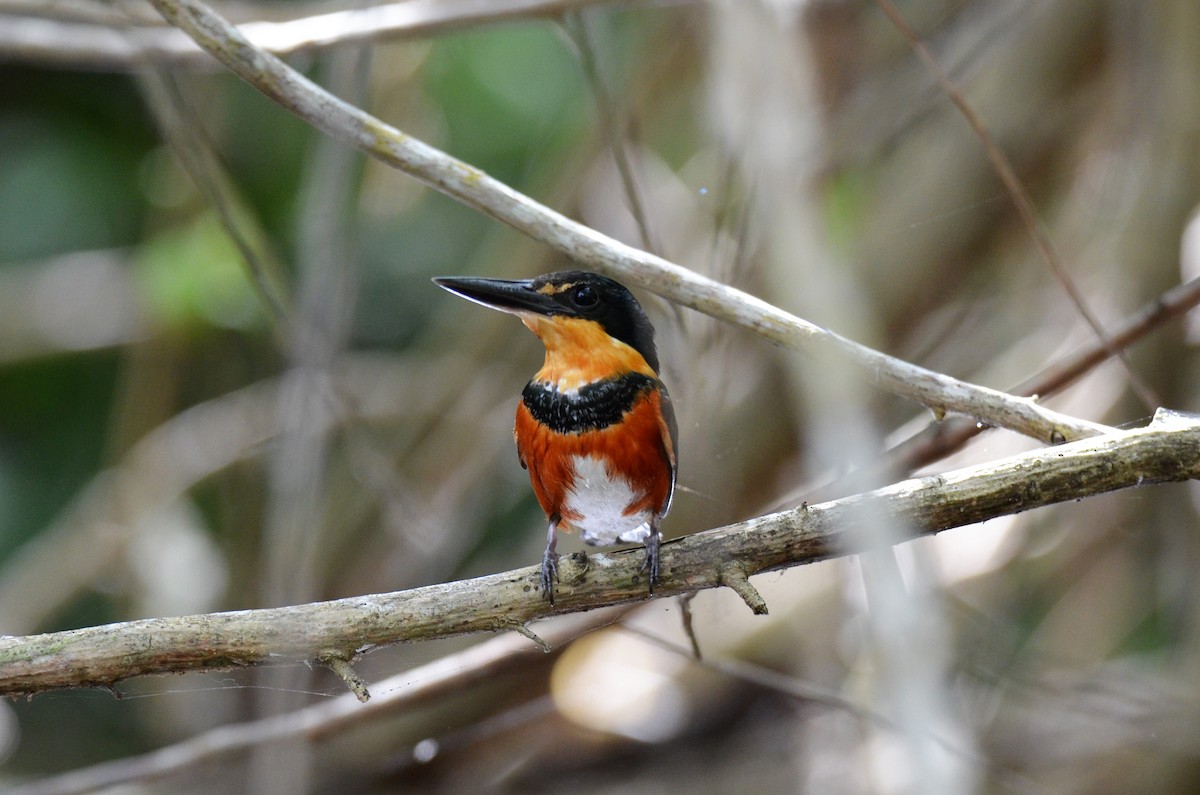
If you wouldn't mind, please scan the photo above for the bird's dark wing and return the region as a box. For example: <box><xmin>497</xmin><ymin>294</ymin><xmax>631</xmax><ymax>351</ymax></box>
<box><xmin>656</xmin><ymin>381</ymin><xmax>678</xmax><ymax>516</ymax></box>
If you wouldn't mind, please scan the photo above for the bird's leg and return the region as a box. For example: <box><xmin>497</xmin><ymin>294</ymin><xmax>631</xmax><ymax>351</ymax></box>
<box><xmin>641</xmin><ymin>517</ymin><xmax>663</xmax><ymax>596</ymax></box>
<box><xmin>541</xmin><ymin>518</ymin><xmax>560</xmax><ymax>604</ymax></box>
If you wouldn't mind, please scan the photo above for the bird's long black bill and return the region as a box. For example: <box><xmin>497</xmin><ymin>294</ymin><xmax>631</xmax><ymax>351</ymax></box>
<box><xmin>433</xmin><ymin>276</ymin><xmax>560</xmax><ymax>317</ymax></box>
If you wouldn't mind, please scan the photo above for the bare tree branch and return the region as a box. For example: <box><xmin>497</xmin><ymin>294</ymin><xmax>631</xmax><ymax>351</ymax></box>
<box><xmin>2</xmin><ymin>409</ymin><xmax>1196</xmax><ymax>699</ymax></box>
<box><xmin>140</xmin><ymin>0</ymin><xmax>1111</xmax><ymax>444</ymax></box>
<box><xmin>876</xmin><ymin>274</ymin><xmax>1200</xmax><ymax>482</ymax></box>
<box><xmin>0</xmin><ymin>0</ymin><xmax>636</xmax><ymax>70</ymax></box>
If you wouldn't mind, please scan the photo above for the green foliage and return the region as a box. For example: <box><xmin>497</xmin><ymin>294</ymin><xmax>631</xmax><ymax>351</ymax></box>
<box><xmin>824</xmin><ymin>167</ymin><xmax>869</xmax><ymax>256</ymax></box>
<box><xmin>134</xmin><ymin>211</ymin><xmax>264</xmax><ymax>332</ymax></box>
<box><xmin>424</xmin><ymin>24</ymin><xmax>590</xmax><ymax>182</ymax></box>
<box><xmin>0</xmin><ymin>355</ymin><xmax>117</xmax><ymax>558</ymax></box>
<box><xmin>0</xmin><ymin>114</ymin><xmax>143</xmax><ymax>263</ymax></box>
<box><xmin>0</xmin><ymin>68</ymin><xmax>154</xmax><ymax>265</ymax></box>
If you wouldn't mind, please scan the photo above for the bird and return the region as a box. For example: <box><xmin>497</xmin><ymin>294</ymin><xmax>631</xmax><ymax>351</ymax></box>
<box><xmin>433</xmin><ymin>270</ymin><xmax>677</xmax><ymax>604</ymax></box>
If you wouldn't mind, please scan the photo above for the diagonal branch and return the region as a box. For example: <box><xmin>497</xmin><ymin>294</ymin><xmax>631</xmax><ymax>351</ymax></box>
<box><xmin>145</xmin><ymin>0</ymin><xmax>1109</xmax><ymax>444</ymax></box>
<box><xmin>3</xmin><ymin>409</ymin><xmax>1197</xmax><ymax>699</ymax></box>
<box><xmin>881</xmin><ymin>274</ymin><xmax>1200</xmax><ymax>478</ymax></box>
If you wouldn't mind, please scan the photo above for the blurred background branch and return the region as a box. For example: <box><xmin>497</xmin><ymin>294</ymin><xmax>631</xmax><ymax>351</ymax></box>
<box><xmin>6</xmin><ymin>609</ymin><xmax>632</xmax><ymax>795</ymax></box>
<box><xmin>0</xmin><ymin>0</ymin><xmax>637</xmax><ymax>71</ymax></box>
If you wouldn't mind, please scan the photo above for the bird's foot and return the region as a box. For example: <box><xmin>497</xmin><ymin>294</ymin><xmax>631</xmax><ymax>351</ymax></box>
<box><xmin>541</xmin><ymin>548</ymin><xmax>559</xmax><ymax>604</ymax></box>
<box><xmin>640</xmin><ymin>531</ymin><xmax>662</xmax><ymax>596</ymax></box>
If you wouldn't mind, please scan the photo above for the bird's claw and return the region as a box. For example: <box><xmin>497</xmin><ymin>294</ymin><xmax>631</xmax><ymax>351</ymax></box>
<box><xmin>541</xmin><ymin>549</ymin><xmax>559</xmax><ymax>604</ymax></box>
<box><xmin>640</xmin><ymin>531</ymin><xmax>662</xmax><ymax>596</ymax></box>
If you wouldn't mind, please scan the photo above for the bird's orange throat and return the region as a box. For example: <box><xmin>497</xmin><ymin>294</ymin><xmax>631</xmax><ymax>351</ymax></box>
<box><xmin>521</xmin><ymin>315</ymin><xmax>657</xmax><ymax>390</ymax></box>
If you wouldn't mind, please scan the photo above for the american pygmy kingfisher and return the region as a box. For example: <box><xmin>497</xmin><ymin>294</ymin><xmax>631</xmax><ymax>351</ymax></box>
<box><xmin>433</xmin><ymin>271</ymin><xmax>678</xmax><ymax>603</ymax></box>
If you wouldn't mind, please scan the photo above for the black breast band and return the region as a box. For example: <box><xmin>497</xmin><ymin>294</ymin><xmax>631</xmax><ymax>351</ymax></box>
<box><xmin>522</xmin><ymin>373</ymin><xmax>657</xmax><ymax>434</ymax></box>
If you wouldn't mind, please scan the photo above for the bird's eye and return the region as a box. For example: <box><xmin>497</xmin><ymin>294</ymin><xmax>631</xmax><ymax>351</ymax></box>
<box><xmin>570</xmin><ymin>285</ymin><xmax>599</xmax><ymax>308</ymax></box>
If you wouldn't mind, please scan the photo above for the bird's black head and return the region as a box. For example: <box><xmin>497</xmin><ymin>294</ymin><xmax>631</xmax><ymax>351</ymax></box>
<box><xmin>433</xmin><ymin>270</ymin><xmax>660</xmax><ymax>373</ymax></box>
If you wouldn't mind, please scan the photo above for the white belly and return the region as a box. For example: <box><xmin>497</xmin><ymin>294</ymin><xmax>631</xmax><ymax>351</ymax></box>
<box><xmin>563</xmin><ymin>455</ymin><xmax>652</xmax><ymax>546</ymax></box>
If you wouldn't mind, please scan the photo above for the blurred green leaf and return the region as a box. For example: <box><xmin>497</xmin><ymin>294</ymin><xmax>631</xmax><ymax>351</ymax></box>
<box><xmin>824</xmin><ymin>167</ymin><xmax>869</xmax><ymax>255</ymax></box>
<box><xmin>0</xmin><ymin>114</ymin><xmax>142</xmax><ymax>263</ymax></box>
<box><xmin>134</xmin><ymin>212</ymin><xmax>263</xmax><ymax>332</ymax></box>
<box><xmin>424</xmin><ymin>24</ymin><xmax>589</xmax><ymax>181</ymax></box>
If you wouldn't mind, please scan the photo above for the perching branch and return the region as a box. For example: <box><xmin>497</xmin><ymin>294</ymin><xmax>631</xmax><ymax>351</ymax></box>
<box><xmin>144</xmin><ymin>0</ymin><xmax>1111</xmax><ymax>445</ymax></box>
<box><xmin>3</xmin><ymin>409</ymin><xmax>1197</xmax><ymax>699</ymax></box>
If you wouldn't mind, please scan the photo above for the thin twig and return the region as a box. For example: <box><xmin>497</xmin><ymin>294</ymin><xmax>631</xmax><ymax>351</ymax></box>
<box><xmin>677</xmin><ymin>592</ymin><xmax>702</xmax><ymax>660</ymax></box>
<box><xmin>318</xmin><ymin>650</ymin><xmax>370</xmax><ymax>702</ymax></box>
<box><xmin>563</xmin><ymin>11</ymin><xmax>661</xmax><ymax>255</ymax></box>
<box><xmin>0</xmin><ymin>0</ymin><xmax>639</xmax><ymax>70</ymax></box>
<box><xmin>145</xmin><ymin>0</ymin><xmax>1111</xmax><ymax>444</ymax></box>
<box><xmin>718</xmin><ymin>561</ymin><xmax>769</xmax><ymax>615</ymax></box>
<box><xmin>3</xmin><ymin>409</ymin><xmax>1197</xmax><ymax>698</ymax></box>
<box><xmin>874</xmin><ymin>0</ymin><xmax>1159</xmax><ymax>410</ymax></box>
<box><xmin>135</xmin><ymin>69</ymin><xmax>293</xmax><ymax>335</ymax></box>
<box><xmin>886</xmin><ymin>274</ymin><xmax>1200</xmax><ymax>479</ymax></box>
